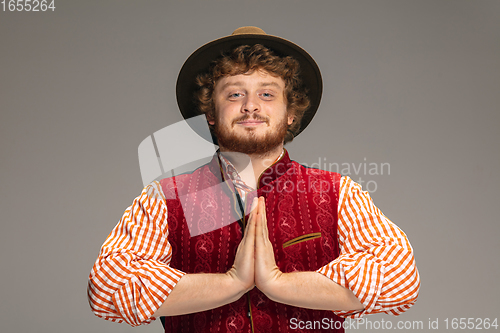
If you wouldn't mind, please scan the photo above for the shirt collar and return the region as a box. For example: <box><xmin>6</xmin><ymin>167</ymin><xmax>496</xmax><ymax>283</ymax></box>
<box><xmin>217</xmin><ymin>149</ymin><xmax>290</xmax><ymax>189</ymax></box>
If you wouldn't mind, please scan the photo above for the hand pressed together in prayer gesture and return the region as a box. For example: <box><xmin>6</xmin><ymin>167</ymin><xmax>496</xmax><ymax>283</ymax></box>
<box><xmin>227</xmin><ymin>200</ymin><xmax>257</xmax><ymax>293</ymax></box>
<box><xmin>228</xmin><ymin>196</ymin><xmax>281</xmax><ymax>295</ymax></box>
<box><xmin>252</xmin><ymin>197</ymin><xmax>283</xmax><ymax>295</ymax></box>
<box><xmin>230</xmin><ymin>197</ymin><xmax>284</xmax><ymax>298</ymax></box>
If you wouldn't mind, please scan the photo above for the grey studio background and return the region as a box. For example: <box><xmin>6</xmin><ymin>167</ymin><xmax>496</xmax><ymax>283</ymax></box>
<box><xmin>1</xmin><ymin>1</ymin><xmax>499</xmax><ymax>332</ymax></box>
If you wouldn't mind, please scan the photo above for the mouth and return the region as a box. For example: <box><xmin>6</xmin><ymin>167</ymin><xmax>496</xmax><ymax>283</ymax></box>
<box><xmin>234</xmin><ymin>116</ymin><xmax>268</xmax><ymax>127</ymax></box>
<box><xmin>236</xmin><ymin>120</ymin><xmax>266</xmax><ymax>127</ymax></box>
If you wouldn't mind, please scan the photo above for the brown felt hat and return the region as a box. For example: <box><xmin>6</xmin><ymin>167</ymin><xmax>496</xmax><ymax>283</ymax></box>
<box><xmin>176</xmin><ymin>26</ymin><xmax>322</xmax><ymax>142</ymax></box>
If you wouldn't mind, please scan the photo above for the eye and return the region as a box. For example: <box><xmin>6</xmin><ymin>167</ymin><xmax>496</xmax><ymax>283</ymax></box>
<box><xmin>228</xmin><ymin>92</ymin><xmax>243</xmax><ymax>99</ymax></box>
<box><xmin>260</xmin><ymin>92</ymin><xmax>274</xmax><ymax>99</ymax></box>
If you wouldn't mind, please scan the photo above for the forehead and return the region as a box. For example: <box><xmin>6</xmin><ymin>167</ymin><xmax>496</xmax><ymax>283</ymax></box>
<box><xmin>215</xmin><ymin>69</ymin><xmax>285</xmax><ymax>91</ymax></box>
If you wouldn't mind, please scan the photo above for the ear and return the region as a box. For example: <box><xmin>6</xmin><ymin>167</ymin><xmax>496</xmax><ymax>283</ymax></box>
<box><xmin>206</xmin><ymin>112</ymin><xmax>215</xmax><ymax>125</ymax></box>
<box><xmin>287</xmin><ymin>114</ymin><xmax>294</xmax><ymax>126</ymax></box>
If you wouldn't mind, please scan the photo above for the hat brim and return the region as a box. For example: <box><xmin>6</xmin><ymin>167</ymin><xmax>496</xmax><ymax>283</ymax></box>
<box><xmin>176</xmin><ymin>33</ymin><xmax>322</xmax><ymax>143</ymax></box>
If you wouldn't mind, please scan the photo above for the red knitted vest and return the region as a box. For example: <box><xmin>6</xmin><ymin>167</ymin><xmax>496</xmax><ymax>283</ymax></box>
<box><xmin>160</xmin><ymin>151</ymin><xmax>344</xmax><ymax>332</ymax></box>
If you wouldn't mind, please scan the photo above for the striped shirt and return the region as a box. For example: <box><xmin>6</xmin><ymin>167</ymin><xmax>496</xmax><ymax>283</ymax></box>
<box><xmin>87</xmin><ymin>159</ymin><xmax>420</xmax><ymax>326</ymax></box>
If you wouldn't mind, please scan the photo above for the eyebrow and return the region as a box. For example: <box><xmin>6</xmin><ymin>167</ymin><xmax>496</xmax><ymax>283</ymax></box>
<box><xmin>260</xmin><ymin>82</ymin><xmax>282</xmax><ymax>88</ymax></box>
<box><xmin>219</xmin><ymin>81</ymin><xmax>282</xmax><ymax>90</ymax></box>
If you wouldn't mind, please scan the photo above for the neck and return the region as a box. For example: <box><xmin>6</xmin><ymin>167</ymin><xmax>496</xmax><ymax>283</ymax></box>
<box><xmin>219</xmin><ymin>144</ymin><xmax>284</xmax><ymax>186</ymax></box>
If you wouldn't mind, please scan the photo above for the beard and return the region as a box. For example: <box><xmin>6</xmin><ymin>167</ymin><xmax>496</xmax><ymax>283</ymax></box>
<box><xmin>213</xmin><ymin>114</ymin><xmax>288</xmax><ymax>155</ymax></box>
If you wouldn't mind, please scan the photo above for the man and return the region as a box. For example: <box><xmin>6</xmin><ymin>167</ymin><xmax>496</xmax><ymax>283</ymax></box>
<box><xmin>88</xmin><ymin>27</ymin><xmax>420</xmax><ymax>332</ymax></box>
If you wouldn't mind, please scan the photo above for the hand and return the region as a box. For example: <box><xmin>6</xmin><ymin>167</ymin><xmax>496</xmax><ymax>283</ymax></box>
<box><xmin>253</xmin><ymin>197</ymin><xmax>282</xmax><ymax>294</ymax></box>
<box><xmin>226</xmin><ymin>197</ymin><xmax>257</xmax><ymax>293</ymax></box>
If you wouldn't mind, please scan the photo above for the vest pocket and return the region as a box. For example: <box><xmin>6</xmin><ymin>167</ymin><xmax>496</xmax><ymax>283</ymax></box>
<box><xmin>282</xmin><ymin>232</ymin><xmax>322</xmax><ymax>249</ymax></box>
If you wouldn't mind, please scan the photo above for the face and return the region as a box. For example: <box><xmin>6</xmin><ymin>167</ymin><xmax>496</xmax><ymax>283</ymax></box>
<box><xmin>210</xmin><ymin>69</ymin><xmax>294</xmax><ymax>155</ymax></box>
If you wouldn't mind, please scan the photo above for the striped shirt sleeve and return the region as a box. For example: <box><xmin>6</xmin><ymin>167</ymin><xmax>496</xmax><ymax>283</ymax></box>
<box><xmin>87</xmin><ymin>181</ymin><xmax>185</xmax><ymax>326</ymax></box>
<box><xmin>317</xmin><ymin>176</ymin><xmax>420</xmax><ymax>318</ymax></box>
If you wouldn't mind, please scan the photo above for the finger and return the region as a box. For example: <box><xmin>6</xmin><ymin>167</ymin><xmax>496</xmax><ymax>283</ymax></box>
<box><xmin>250</xmin><ymin>195</ymin><xmax>258</xmax><ymax>213</ymax></box>
<box><xmin>259</xmin><ymin>197</ymin><xmax>269</xmax><ymax>241</ymax></box>
<box><xmin>259</xmin><ymin>197</ymin><xmax>266</xmax><ymax>238</ymax></box>
<box><xmin>255</xmin><ymin>198</ymin><xmax>265</xmax><ymax>249</ymax></box>
<box><xmin>239</xmin><ymin>197</ymin><xmax>257</xmax><ymax>249</ymax></box>
<box><xmin>244</xmin><ymin>197</ymin><xmax>257</xmax><ymax>245</ymax></box>
<box><xmin>247</xmin><ymin>197</ymin><xmax>258</xmax><ymax>227</ymax></box>
<box><xmin>246</xmin><ymin>197</ymin><xmax>258</xmax><ymax>229</ymax></box>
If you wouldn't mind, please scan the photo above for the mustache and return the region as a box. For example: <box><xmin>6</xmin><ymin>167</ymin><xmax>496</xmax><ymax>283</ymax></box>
<box><xmin>232</xmin><ymin>114</ymin><xmax>269</xmax><ymax>125</ymax></box>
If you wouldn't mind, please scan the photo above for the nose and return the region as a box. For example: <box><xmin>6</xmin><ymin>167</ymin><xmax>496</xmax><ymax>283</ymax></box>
<box><xmin>242</xmin><ymin>94</ymin><xmax>260</xmax><ymax>113</ymax></box>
